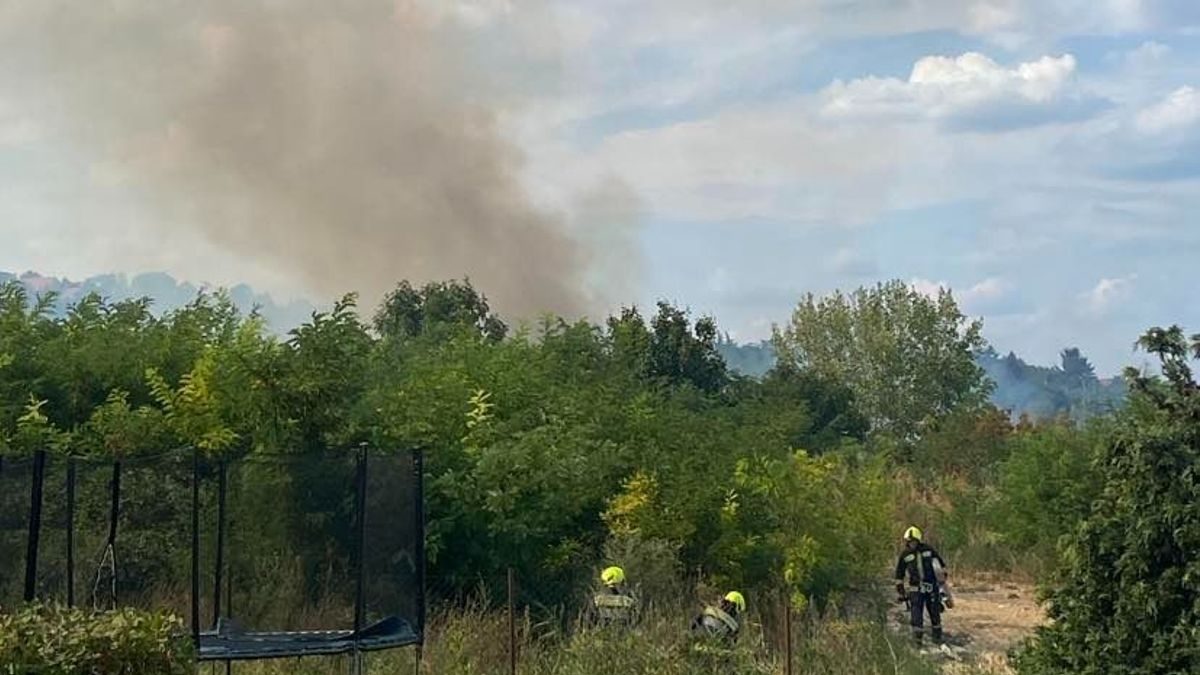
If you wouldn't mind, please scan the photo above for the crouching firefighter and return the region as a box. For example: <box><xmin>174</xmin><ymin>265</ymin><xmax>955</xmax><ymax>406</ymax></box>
<box><xmin>592</xmin><ymin>566</ymin><xmax>638</xmax><ymax>628</ymax></box>
<box><xmin>894</xmin><ymin>526</ymin><xmax>948</xmax><ymax>646</ymax></box>
<box><xmin>690</xmin><ymin>591</ymin><xmax>745</xmax><ymax>644</ymax></box>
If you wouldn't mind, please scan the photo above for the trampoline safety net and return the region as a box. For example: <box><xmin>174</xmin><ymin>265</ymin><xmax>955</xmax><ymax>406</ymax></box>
<box><xmin>0</xmin><ymin>448</ymin><xmax>425</xmax><ymax>661</ymax></box>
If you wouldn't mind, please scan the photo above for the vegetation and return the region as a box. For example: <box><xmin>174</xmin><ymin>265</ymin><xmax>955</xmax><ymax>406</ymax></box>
<box><xmin>2</xmin><ymin>277</ymin><xmax>1196</xmax><ymax>672</ymax></box>
<box><xmin>773</xmin><ymin>281</ymin><xmax>991</xmax><ymax>441</ymax></box>
<box><xmin>1013</xmin><ymin>327</ymin><xmax>1200</xmax><ymax>674</ymax></box>
<box><xmin>0</xmin><ymin>604</ymin><xmax>193</xmax><ymax>674</ymax></box>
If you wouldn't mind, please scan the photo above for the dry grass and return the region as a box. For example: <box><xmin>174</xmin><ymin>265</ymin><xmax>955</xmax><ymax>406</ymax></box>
<box><xmin>211</xmin><ymin>598</ymin><xmax>964</xmax><ymax>675</ymax></box>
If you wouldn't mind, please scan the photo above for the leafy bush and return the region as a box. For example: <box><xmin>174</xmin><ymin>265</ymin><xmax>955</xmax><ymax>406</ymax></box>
<box><xmin>0</xmin><ymin>604</ymin><xmax>194</xmax><ymax>674</ymax></box>
<box><xmin>988</xmin><ymin>421</ymin><xmax>1105</xmax><ymax>572</ymax></box>
<box><xmin>710</xmin><ymin>450</ymin><xmax>892</xmax><ymax>608</ymax></box>
<box><xmin>1014</xmin><ymin>327</ymin><xmax>1200</xmax><ymax>674</ymax></box>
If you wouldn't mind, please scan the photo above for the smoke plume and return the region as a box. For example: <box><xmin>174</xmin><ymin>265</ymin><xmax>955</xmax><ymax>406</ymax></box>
<box><xmin>0</xmin><ymin>1</ymin><xmax>616</xmax><ymax>317</ymax></box>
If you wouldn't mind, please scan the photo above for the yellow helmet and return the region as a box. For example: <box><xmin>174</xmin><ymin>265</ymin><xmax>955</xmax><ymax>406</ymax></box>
<box><xmin>903</xmin><ymin>526</ymin><xmax>923</xmax><ymax>541</ymax></box>
<box><xmin>723</xmin><ymin>591</ymin><xmax>746</xmax><ymax>613</ymax></box>
<box><xmin>600</xmin><ymin>566</ymin><xmax>626</xmax><ymax>587</ymax></box>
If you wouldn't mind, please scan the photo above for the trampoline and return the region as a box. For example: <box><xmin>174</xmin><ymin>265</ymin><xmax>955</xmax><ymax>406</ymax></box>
<box><xmin>1</xmin><ymin>446</ymin><xmax>425</xmax><ymax>662</ymax></box>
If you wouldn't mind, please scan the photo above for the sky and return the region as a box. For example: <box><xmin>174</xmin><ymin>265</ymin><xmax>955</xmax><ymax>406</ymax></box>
<box><xmin>2</xmin><ymin>1</ymin><xmax>1199</xmax><ymax>375</ymax></box>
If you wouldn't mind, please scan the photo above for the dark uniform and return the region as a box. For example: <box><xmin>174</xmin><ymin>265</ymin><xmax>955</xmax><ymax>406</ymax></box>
<box><xmin>894</xmin><ymin>542</ymin><xmax>947</xmax><ymax>644</ymax></box>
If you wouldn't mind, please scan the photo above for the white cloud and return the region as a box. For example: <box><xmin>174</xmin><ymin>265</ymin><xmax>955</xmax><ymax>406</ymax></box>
<box><xmin>821</xmin><ymin>53</ymin><xmax>1082</xmax><ymax>128</ymax></box>
<box><xmin>553</xmin><ymin>98</ymin><xmax>918</xmax><ymax>224</ymax></box>
<box><xmin>909</xmin><ymin>278</ymin><xmax>949</xmax><ymax>299</ymax></box>
<box><xmin>1135</xmin><ymin>86</ymin><xmax>1200</xmax><ymax>134</ymax></box>
<box><xmin>1123</xmin><ymin>40</ymin><xmax>1170</xmax><ymax>69</ymax></box>
<box><xmin>910</xmin><ymin>277</ymin><xmax>1015</xmax><ymax>314</ymax></box>
<box><xmin>1082</xmin><ymin>275</ymin><xmax>1137</xmax><ymax>315</ymax></box>
<box><xmin>960</xmin><ymin>277</ymin><xmax>1010</xmax><ymax>304</ymax></box>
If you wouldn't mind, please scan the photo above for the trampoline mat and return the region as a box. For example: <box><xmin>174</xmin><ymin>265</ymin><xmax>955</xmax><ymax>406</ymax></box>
<box><xmin>197</xmin><ymin>616</ymin><xmax>418</xmax><ymax>660</ymax></box>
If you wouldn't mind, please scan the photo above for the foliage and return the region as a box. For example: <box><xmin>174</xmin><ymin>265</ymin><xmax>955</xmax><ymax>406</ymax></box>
<box><xmin>373</xmin><ymin>279</ymin><xmax>506</xmax><ymax>345</ymax></box>
<box><xmin>0</xmin><ymin>604</ymin><xmax>193</xmax><ymax>674</ymax></box>
<box><xmin>988</xmin><ymin>421</ymin><xmax>1105</xmax><ymax>569</ymax></box>
<box><xmin>711</xmin><ymin>451</ymin><xmax>892</xmax><ymax>610</ymax></box>
<box><xmin>410</xmin><ymin>599</ymin><xmax>941</xmax><ymax>675</ymax></box>
<box><xmin>910</xmin><ymin>405</ymin><xmax>1014</xmax><ymax>480</ymax></box>
<box><xmin>773</xmin><ymin>280</ymin><xmax>990</xmax><ymax>441</ymax></box>
<box><xmin>1014</xmin><ymin>326</ymin><xmax>1200</xmax><ymax>674</ymax></box>
<box><xmin>11</xmin><ymin>275</ymin><xmax>1191</xmax><ymax>672</ymax></box>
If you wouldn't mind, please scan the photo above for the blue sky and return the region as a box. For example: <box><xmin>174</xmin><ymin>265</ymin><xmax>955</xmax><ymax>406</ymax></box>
<box><xmin>3</xmin><ymin>1</ymin><xmax>1200</xmax><ymax>375</ymax></box>
<box><xmin>504</xmin><ymin>0</ymin><xmax>1200</xmax><ymax>375</ymax></box>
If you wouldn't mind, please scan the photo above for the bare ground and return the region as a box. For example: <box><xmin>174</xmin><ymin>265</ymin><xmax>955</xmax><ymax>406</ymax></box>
<box><xmin>891</xmin><ymin>575</ymin><xmax>1044</xmax><ymax>674</ymax></box>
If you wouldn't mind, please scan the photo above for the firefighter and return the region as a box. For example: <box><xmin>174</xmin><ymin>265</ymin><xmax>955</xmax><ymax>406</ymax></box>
<box><xmin>592</xmin><ymin>566</ymin><xmax>638</xmax><ymax>627</ymax></box>
<box><xmin>690</xmin><ymin>591</ymin><xmax>745</xmax><ymax>643</ymax></box>
<box><xmin>894</xmin><ymin>526</ymin><xmax>948</xmax><ymax>645</ymax></box>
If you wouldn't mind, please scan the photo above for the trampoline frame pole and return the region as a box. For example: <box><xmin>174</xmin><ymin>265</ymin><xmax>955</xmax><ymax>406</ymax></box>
<box><xmin>213</xmin><ymin>460</ymin><xmax>227</xmax><ymax>627</ymax></box>
<box><xmin>66</xmin><ymin>457</ymin><xmax>76</xmax><ymax>607</ymax></box>
<box><xmin>414</xmin><ymin>448</ymin><xmax>426</xmax><ymax>640</ymax></box>
<box><xmin>107</xmin><ymin>461</ymin><xmax>122</xmax><ymax>549</ymax></box>
<box><xmin>191</xmin><ymin>449</ymin><xmax>201</xmax><ymax>650</ymax></box>
<box><xmin>24</xmin><ymin>449</ymin><xmax>48</xmax><ymax>602</ymax></box>
<box><xmin>353</xmin><ymin>444</ymin><xmax>368</xmax><ymax>635</ymax></box>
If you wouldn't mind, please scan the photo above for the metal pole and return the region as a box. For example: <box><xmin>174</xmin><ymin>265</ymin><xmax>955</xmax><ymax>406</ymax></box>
<box><xmin>66</xmin><ymin>457</ymin><xmax>76</xmax><ymax>607</ymax></box>
<box><xmin>414</xmin><ymin>448</ymin><xmax>426</xmax><ymax>639</ymax></box>
<box><xmin>191</xmin><ymin>449</ymin><xmax>201</xmax><ymax>650</ymax></box>
<box><xmin>508</xmin><ymin>567</ymin><xmax>517</xmax><ymax>675</ymax></box>
<box><xmin>353</xmin><ymin>445</ymin><xmax>369</xmax><ymax>636</ymax></box>
<box><xmin>24</xmin><ymin>450</ymin><xmax>48</xmax><ymax>602</ymax></box>
<box><xmin>213</xmin><ymin>461</ymin><xmax>227</xmax><ymax>627</ymax></box>
<box><xmin>784</xmin><ymin>597</ymin><xmax>793</xmax><ymax>675</ymax></box>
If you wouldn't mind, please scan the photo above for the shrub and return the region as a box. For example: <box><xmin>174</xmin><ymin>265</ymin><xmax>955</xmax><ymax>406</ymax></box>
<box><xmin>1013</xmin><ymin>327</ymin><xmax>1200</xmax><ymax>673</ymax></box>
<box><xmin>0</xmin><ymin>603</ymin><xmax>194</xmax><ymax>674</ymax></box>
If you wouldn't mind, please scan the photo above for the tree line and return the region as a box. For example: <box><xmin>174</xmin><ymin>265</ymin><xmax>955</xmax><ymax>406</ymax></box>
<box><xmin>1</xmin><ymin>278</ymin><xmax>1195</xmax><ymax>673</ymax></box>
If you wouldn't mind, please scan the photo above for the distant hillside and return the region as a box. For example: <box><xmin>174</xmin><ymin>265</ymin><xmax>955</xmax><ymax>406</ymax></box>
<box><xmin>716</xmin><ymin>338</ymin><xmax>1126</xmax><ymax>421</ymax></box>
<box><xmin>1</xmin><ymin>271</ymin><xmax>316</xmax><ymax>334</ymax></box>
<box><xmin>716</xmin><ymin>335</ymin><xmax>775</xmax><ymax>378</ymax></box>
<box><xmin>976</xmin><ymin>347</ymin><xmax>1126</xmax><ymax>422</ymax></box>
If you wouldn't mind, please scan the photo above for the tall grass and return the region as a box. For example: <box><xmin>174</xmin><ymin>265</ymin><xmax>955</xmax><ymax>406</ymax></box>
<box><xmin>216</xmin><ymin>598</ymin><xmax>951</xmax><ymax>675</ymax></box>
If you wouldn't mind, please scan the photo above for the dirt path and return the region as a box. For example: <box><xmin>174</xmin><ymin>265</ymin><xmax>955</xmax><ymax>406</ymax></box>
<box><xmin>892</xmin><ymin>575</ymin><xmax>1044</xmax><ymax>674</ymax></box>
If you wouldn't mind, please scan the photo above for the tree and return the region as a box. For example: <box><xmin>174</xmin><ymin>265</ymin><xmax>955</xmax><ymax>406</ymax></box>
<box><xmin>1015</xmin><ymin>326</ymin><xmax>1200</xmax><ymax>674</ymax></box>
<box><xmin>373</xmin><ymin>279</ymin><xmax>506</xmax><ymax>344</ymax></box>
<box><xmin>647</xmin><ymin>302</ymin><xmax>728</xmax><ymax>393</ymax></box>
<box><xmin>773</xmin><ymin>280</ymin><xmax>990</xmax><ymax>441</ymax></box>
<box><xmin>1058</xmin><ymin>348</ymin><xmax>1097</xmax><ymax>390</ymax></box>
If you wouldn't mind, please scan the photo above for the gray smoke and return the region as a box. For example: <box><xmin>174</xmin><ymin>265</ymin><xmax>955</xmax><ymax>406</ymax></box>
<box><xmin>0</xmin><ymin>1</ymin><xmax>623</xmax><ymax>317</ymax></box>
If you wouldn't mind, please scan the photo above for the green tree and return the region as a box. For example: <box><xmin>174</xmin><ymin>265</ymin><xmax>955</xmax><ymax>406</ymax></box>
<box><xmin>373</xmin><ymin>279</ymin><xmax>506</xmax><ymax>345</ymax></box>
<box><xmin>773</xmin><ymin>280</ymin><xmax>990</xmax><ymax>441</ymax></box>
<box><xmin>1015</xmin><ymin>326</ymin><xmax>1200</xmax><ymax>674</ymax></box>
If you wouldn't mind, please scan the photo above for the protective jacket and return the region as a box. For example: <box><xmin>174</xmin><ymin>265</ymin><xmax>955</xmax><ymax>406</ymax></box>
<box><xmin>592</xmin><ymin>587</ymin><xmax>637</xmax><ymax>626</ymax></box>
<box><xmin>894</xmin><ymin>543</ymin><xmax>946</xmax><ymax>591</ymax></box>
<box><xmin>690</xmin><ymin>605</ymin><xmax>739</xmax><ymax>641</ymax></box>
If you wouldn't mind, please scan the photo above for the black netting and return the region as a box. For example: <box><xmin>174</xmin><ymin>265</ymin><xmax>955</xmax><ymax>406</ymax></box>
<box><xmin>362</xmin><ymin>451</ymin><xmax>422</xmax><ymax>633</ymax></box>
<box><xmin>1</xmin><ymin>448</ymin><xmax>424</xmax><ymax>658</ymax></box>
<box><xmin>224</xmin><ymin>453</ymin><xmax>359</xmax><ymax>631</ymax></box>
<box><xmin>0</xmin><ymin>456</ymin><xmax>34</xmax><ymax>609</ymax></box>
<box><xmin>33</xmin><ymin>455</ymin><xmax>70</xmax><ymax>603</ymax></box>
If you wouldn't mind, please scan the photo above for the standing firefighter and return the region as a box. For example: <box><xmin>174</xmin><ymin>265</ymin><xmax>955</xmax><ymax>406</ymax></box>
<box><xmin>894</xmin><ymin>526</ymin><xmax>948</xmax><ymax>646</ymax></box>
<box><xmin>690</xmin><ymin>591</ymin><xmax>745</xmax><ymax>643</ymax></box>
<box><xmin>592</xmin><ymin>566</ymin><xmax>638</xmax><ymax>627</ymax></box>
